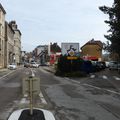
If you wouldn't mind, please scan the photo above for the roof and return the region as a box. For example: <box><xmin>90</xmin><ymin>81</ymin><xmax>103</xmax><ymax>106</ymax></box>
<box><xmin>14</xmin><ymin>29</ymin><xmax>22</xmax><ymax>36</ymax></box>
<box><xmin>81</xmin><ymin>39</ymin><xmax>103</xmax><ymax>49</ymax></box>
<box><xmin>0</xmin><ymin>3</ymin><xmax>6</xmax><ymax>14</ymax></box>
<box><xmin>5</xmin><ymin>21</ymin><xmax>15</xmax><ymax>34</ymax></box>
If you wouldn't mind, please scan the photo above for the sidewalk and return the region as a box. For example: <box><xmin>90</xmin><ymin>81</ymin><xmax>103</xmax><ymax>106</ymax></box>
<box><xmin>0</xmin><ymin>68</ymin><xmax>8</xmax><ymax>72</ymax></box>
<box><xmin>42</xmin><ymin>65</ymin><xmax>55</xmax><ymax>73</ymax></box>
<box><xmin>0</xmin><ymin>68</ymin><xmax>10</xmax><ymax>77</ymax></box>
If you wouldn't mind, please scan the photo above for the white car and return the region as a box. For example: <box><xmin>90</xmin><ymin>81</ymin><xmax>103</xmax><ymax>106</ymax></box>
<box><xmin>8</xmin><ymin>63</ymin><xmax>17</xmax><ymax>70</ymax></box>
<box><xmin>30</xmin><ymin>62</ymin><xmax>40</xmax><ymax>68</ymax></box>
<box><xmin>109</xmin><ymin>61</ymin><xmax>118</xmax><ymax>70</ymax></box>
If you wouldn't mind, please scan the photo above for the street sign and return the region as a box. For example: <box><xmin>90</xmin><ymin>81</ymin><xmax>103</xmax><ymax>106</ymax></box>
<box><xmin>22</xmin><ymin>77</ymin><xmax>40</xmax><ymax>95</ymax></box>
<box><xmin>67</xmin><ymin>56</ymin><xmax>78</xmax><ymax>60</ymax></box>
<box><xmin>61</xmin><ymin>43</ymin><xmax>79</xmax><ymax>56</ymax></box>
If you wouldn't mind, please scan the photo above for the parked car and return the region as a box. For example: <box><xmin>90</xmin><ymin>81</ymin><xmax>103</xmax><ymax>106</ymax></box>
<box><xmin>91</xmin><ymin>61</ymin><xmax>101</xmax><ymax>72</ymax></box>
<box><xmin>117</xmin><ymin>63</ymin><xmax>120</xmax><ymax>74</ymax></box>
<box><xmin>30</xmin><ymin>62</ymin><xmax>40</xmax><ymax>68</ymax></box>
<box><xmin>24</xmin><ymin>62</ymin><xmax>30</xmax><ymax>68</ymax></box>
<box><xmin>105</xmin><ymin>61</ymin><xmax>110</xmax><ymax>68</ymax></box>
<box><xmin>80</xmin><ymin>60</ymin><xmax>93</xmax><ymax>74</ymax></box>
<box><xmin>96</xmin><ymin>61</ymin><xmax>106</xmax><ymax>70</ymax></box>
<box><xmin>109</xmin><ymin>61</ymin><xmax>118</xmax><ymax>70</ymax></box>
<box><xmin>8</xmin><ymin>63</ymin><xmax>17</xmax><ymax>70</ymax></box>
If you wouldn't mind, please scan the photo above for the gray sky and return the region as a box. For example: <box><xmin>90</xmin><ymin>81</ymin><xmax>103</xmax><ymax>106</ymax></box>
<box><xmin>0</xmin><ymin>0</ymin><xmax>113</xmax><ymax>52</ymax></box>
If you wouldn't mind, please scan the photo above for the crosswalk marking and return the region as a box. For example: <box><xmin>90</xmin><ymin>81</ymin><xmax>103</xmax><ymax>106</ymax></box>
<box><xmin>89</xmin><ymin>74</ymin><xmax>120</xmax><ymax>81</ymax></box>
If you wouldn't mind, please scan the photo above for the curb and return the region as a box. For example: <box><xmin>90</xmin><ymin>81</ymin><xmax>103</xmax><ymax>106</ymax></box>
<box><xmin>42</xmin><ymin>66</ymin><xmax>55</xmax><ymax>74</ymax></box>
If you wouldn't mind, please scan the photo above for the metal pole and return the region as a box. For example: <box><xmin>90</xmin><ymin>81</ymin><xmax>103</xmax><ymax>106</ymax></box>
<box><xmin>71</xmin><ymin>59</ymin><xmax>72</xmax><ymax>73</ymax></box>
<box><xmin>29</xmin><ymin>76</ymin><xmax>33</xmax><ymax>115</ymax></box>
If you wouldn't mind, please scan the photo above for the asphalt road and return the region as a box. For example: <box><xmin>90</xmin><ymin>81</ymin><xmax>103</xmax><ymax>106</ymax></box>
<box><xmin>38</xmin><ymin>67</ymin><xmax>120</xmax><ymax>120</ymax></box>
<box><xmin>0</xmin><ymin>67</ymin><xmax>120</xmax><ymax>120</ymax></box>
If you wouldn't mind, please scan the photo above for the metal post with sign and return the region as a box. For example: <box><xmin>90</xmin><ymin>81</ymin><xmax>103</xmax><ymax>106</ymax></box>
<box><xmin>8</xmin><ymin>75</ymin><xmax>56</xmax><ymax>120</ymax></box>
<box><xmin>22</xmin><ymin>76</ymin><xmax>40</xmax><ymax>115</ymax></box>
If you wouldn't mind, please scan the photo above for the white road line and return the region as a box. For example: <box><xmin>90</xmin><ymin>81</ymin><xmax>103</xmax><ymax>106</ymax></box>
<box><xmin>64</xmin><ymin>77</ymin><xmax>81</xmax><ymax>84</ymax></box>
<box><xmin>83</xmin><ymin>83</ymin><xmax>120</xmax><ymax>95</ymax></box>
<box><xmin>25</xmin><ymin>72</ymin><xmax>29</xmax><ymax>75</ymax></box>
<box><xmin>39</xmin><ymin>92</ymin><xmax>47</xmax><ymax>105</ymax></box>
<box><xmin>106</xmin><ymin>89</ymin><xmax>120</xmax><ymax>95</ymax></box>
<box><xmin>102</xmin><ymin>75</ymin><xmax>108</xmax><ymax>79</ymax></box>
<box><xmin>0</xmin><ymin>70</ymin><xmax>14</xmax><ymax>80</ymax></box>
<box><xmin>90</xmin><ymin>75</ymin><xmax>95</xmax><ymax>78</ymax></box>
<box><xmin>83</xmin><ymin>83</ymin><xmax>101</xmax><ymax>90</ymax></box>
<box><xmin>20</xmin><ymin>98</ymin><xmax>29</xmax><ymax>104</ymax></box>
<box><xmin>113</xmin><ymin>76</ymin><xmax>120</xmax><ymax>80</ymax></box>
<box><xmin>30</xmin><ymin>68</ymin><xmax>35</xmax><ymax>77</ymax></box>
<box><xmin>71</xmin><ymin>79</ymin><xmax>81</xmax><ymax>84</ymax></box>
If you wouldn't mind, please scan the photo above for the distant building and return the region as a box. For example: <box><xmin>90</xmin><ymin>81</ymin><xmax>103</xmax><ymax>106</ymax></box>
<box><xmin>21</xmin><ymin>51</ymin><xmax>26</xmax><ymax>63</ymax></box>
<box><xmin>49</xmin><ymin>43</ymin><xmax>61</xmax><ymax>65</ymax></box>
<box><xmin>9</xmin><ymin>21</ymin><xmax>22</xmax><ymax>65</ymax></box>
<box><xmin>34</xmin><ymin>45</ymin><xmax>48</xmax><ymax>65</ymax></box>
<box><xmin>0</xmin><ymin>3</ymin><xmax>6</xmax><ymax>68</ymax></box>
<box><xmin>81</xmin><ymin>39</ymin><xmax>103</xmax><ymax>61</ymax></box>
<box><xmin>4</xmin><ymin>21</ymin><xmax>15</xmax><ymax>67</ymax></box>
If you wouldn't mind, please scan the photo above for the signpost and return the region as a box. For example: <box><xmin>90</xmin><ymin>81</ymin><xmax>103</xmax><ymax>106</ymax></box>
<box><xmin>61</xmin><ymin>43</ymin><xmax>79</xmax><ymax>56</ymax></box>
<box><xmin>22</xmin><ymin>76</ymin><xmax>40</xmax><ymax>115</ymax></box>
<box><xmin>8</xmin><ymin>75</ymin><xmax>55</xmax><ymax>120</ymax></box>
<box><xmin>61</xmin><ymin>43</ymin><xmax>80</xmax><ymax>73</ymax></box>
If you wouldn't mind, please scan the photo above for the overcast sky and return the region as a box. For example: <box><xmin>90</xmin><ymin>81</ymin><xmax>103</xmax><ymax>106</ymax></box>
<box><xmin>0</xmin><ymin>0</ymin><xmax>113</xmax><ymax>52</ymax></box>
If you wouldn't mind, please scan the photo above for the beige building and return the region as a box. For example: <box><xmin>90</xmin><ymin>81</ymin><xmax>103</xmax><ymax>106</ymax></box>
<box><xmin>4</xmin><ymin>21</ymin><xmax>15</xmax><ymax>67</ymax></box>
<box><xmin>9</xmin><ymin>21</ymin><xmax>21</xmax><ymax>65</ymax></box>
<box><xmin>0</xmin><ymin>3</ymin><xmax>6</xmax><ymax>68</ymax></box>
<box><xmin>81</xmin><ymin>39</ymin><xmax>103</xmax><ymax>61</ymax></box>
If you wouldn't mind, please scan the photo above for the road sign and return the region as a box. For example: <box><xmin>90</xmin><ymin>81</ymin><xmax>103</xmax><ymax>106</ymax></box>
<box><xmin>61</xmin><ymin>43</ymin><xmax>79</xmax><ymax>56</ymax></box>
<box><xmin>22</xmin><ymin>77</ymin><xmax>40</xmax><ymax>95</ymax></box>
<box><xmin>67</xmin><ymin>56</ymin><xmax>78</xmax><ymax>60</ymax></box>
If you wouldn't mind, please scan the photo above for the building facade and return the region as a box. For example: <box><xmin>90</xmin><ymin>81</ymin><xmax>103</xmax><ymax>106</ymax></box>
<box><xmin>34</xmin><ymin>45</ymin><xmax>48</xmax><ymax>65</ymax></box>
<box><xmin>9</xmin><ymin>21</ymin><xmax>21</xmax><ymax>65</ymax></box>
<box><xmin>0</xmin><ymin>3</ymin><xmax>6</xmax><ymax>68</ymax></box>
<box><xmin>4</xmin><ymin>21</ymin><xmax>15</xmax><ymax>67</ymax></box>
<box><xmin>81</xmin><ymin>39</ymin><xmax>103</xmax><ymax>61</ymax></box>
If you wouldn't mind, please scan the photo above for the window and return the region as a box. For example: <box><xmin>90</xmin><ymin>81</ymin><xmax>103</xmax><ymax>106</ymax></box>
<box><xmin>0</xmin><ymin>38</ymin><xmax>1</xmax><ymax>51</ymax></box>
<box><xmin>0</xmin><ymin>24</ymin><xmax>2</xmax><ymax>35</ymax></box>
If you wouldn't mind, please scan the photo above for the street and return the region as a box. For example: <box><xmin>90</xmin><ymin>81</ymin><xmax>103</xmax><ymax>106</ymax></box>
<box><xmin>0</xmin><ymin>67</ymin><xmax>120</xmax><ymax>120</ymax></box>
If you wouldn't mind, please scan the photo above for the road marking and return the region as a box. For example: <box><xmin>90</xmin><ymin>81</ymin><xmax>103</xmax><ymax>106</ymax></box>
<box><xmin>0</xmin><ymin>70</ymin><xmax>15</xmax><ymax>80</ymax></box>
<box><xmin>83</xmin><ymin>83</ymin><xmax>101</xmax><ymax>90</ymax></box>
<box><xmin>90</xmin><ymin>75</ymin><xmax>95</xmax><ymax>78</ymax></box>
<box><xmin>83</xmin><ymin>83</ymin><xmax>120</xmax><ymax>95</ymax></box>
<box><xmin>102</xmin><ymin>75</ymin><xmax>108</xmax><ymax>79</ymax></box>
<box><xmin>64</xmin><ymin>77</ymin><xmax>81</xmax><ymax>84</ymax></box>
<box><xmin>39</xmin><ymin>92</ymin><xmax>47</xmax><ymax>105</ymax></box>
<box><xmin>20</xmin><ymin>98</ymin><xmax>29</xmax><ymax>104</ymax></box>
<box><xmin>106</xmin><ymin>89</ymin><xmax>120</xmax><ymax>95</ymax></box>
<box><xmin>30</xmin><ymin>68</ymin><xmax>35</xmax><ymax>77</ymax></box>
<box><xmin>25</xmin><ymin>72</ymin><xmax>29</xmax><ymax>75</ymax></box>
<box><xmin>113</xmin><ymin>76</ymin><xmax>120</xmax><ymax>80</ymax></box>
<box><xmin>71</xmin><ymin>80</ymin><xmax>80</xmax><ymax>84</ymax></box>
